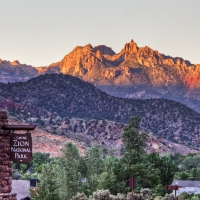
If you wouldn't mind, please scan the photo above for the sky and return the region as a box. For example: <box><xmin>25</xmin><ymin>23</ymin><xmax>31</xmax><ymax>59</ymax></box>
<box><xmin>0</xmin><ymin>0</ymin><xmax>199</xmax><ymax>67</ymax></box>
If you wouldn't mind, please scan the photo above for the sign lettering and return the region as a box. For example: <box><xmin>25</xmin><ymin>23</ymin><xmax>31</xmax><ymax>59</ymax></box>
<box><xmin>10</xmin><ymin>132</ymin><xmax>32</xmax><ymax>163</ymax></box>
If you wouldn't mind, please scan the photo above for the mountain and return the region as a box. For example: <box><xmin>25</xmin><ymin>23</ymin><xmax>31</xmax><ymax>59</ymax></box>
<box><xmin>6</xmin><ymin>115</ymin><xmax>196</xmax><ymax>156</ymax></box>
<box><xmin>37</xmin><ymin>117</ymin><xmax>197</xmax><ymax>155</ymax></box>
<box><xmin>1</xmin><ymin>40</ymin><xmax>200</xmax><ymax>112</ymax></box>
<box><xmin>39</xmin><ymin>40</ymin><xmax>200</xmax><ymax>112</ymax></box>
<box><xmin>0</xmin><ymin>74</ymin><xmax>200</xmax><ymax>151</ymax></box>
<box><xmin>0</xmin><ymin>59</ymin><xmax>38</xmax><ymax>82</ymax></box>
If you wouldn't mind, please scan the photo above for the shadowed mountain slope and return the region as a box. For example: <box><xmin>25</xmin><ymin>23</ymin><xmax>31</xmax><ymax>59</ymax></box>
<box><xmin>0</xmin><ymin>74</ymin><xmax>200</xmax><ymax>149</ymax></box>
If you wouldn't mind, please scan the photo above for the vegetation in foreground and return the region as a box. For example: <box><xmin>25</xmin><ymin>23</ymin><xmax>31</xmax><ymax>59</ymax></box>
<box><xmin>27</xmin><ymin>117</ymin><xmax>175</xmax><ymax>199</ymax></box>
<box><xmin>12</xmin><ymin>116</ymin><xmax>200</xmax><ymax>199</ymax></box>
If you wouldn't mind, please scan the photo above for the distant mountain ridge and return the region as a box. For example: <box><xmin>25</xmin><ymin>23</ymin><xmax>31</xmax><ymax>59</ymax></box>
<box><xmin>0</xmin><ymin>59</ymin><xmax>38</xmax><ymax>82</ymax></box>
<box><xmin>1</xmin><ymin>40</ymin><xmax>200</xmax><ymax>112</ymax></box>
<box><xmin>38</xmin><ymin>40</ymin><xmax>195</xmax><ymax>80</ymax></box>
<box><xmin>1</xmin><ymin>74</ymin><xmax>200</xmax><ymax>151</ymax></box>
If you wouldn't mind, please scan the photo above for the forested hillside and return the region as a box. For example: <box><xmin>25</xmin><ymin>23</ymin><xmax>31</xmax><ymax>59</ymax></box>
<box><xmin>0</xmin><ymin>74</ymin><xmax>200</xmax><ymax>148</ymax></box>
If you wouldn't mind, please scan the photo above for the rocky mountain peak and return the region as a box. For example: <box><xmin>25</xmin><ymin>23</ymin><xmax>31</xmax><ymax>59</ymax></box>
<box><xmin>74</xmin><ymin>43</ymin><xmax>93</xmax><ymax>50</ymax></box>
<box><xmin>93</xmin><ymin>45</ymin><xmax>115</xmax><ymax>56</ymax></box>
<box><xmin>121</xmin><ymin>39</ymin><xmax>139</xmax><ymax>54</ymax></box>
<box><xmin>11</xmin><ymin>60</ymin><xmax>20</xmax><ymax>65</ymax></box>
<box><xmin>71</xmin><ymin>44</ymin><xmax>93</xmax><ymax>57</ymax></box>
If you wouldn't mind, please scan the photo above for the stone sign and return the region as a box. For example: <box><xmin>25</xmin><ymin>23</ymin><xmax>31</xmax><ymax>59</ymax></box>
<box><xmin>10</xmin><ymin>132</ymin><xmax>32</xmax><ymax>163</ymax></box>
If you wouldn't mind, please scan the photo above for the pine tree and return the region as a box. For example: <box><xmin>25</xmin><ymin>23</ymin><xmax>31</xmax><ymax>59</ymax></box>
<box><xmin>122</xmin><ymin>116</ymin><xmax>148</xmax><ymax>155</ymax></box>
<box><xmin>120</xmin><ymin>116</ymin><xmax>161</xmax><ymax>193</ymax></box>
<box><xmin>29</xmin><ymin>163</ymin><xmax>59</xmax><ymax>200</ymax></box>
<box><xmin>57</xmin><ymin>142</ymin><xmax>83</xmax><ymax>199</ymax></box>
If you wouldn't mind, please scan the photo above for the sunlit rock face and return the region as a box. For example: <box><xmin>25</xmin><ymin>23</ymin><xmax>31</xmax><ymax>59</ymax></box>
<box><xmin>37</xmin><ymin>40</ymin><xmax>200</xmax><ymax>112</ymax></box>
<box><xmin>0</xmin><ymin>40</ymin><xmax>198</xmax><ymax>88</ymax></box>
<box><xmin>39</xmin><ymin>39</ymin><xmax>197</xmax><ymax>88</ymax></box>
<box><xmin>1</xmin><ymin>40</ymin><xmax>200</xmax><ymax>111</ymax></box>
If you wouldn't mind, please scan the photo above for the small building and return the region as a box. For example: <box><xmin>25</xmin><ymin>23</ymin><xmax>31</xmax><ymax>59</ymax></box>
<box><xmin>172</xmin><ymin>180</ymin><xmax>200</xmax><ymax>195</ymax></box>
<box><xmin>12</xmin><ymin>180</ymin><xmax>30</xmax><ymax>200</ymax></box>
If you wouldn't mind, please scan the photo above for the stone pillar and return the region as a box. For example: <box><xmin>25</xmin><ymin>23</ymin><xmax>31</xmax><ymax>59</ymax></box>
<box><xmin>0</xmin><ymin>111</ymin><xmax>17</xmax><ymax>200</ymax></box>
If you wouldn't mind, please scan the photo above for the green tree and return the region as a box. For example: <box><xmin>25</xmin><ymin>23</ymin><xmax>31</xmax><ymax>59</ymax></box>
<box><xmin>97</xmin><ymin>155</ymin><xmax>118</xmax><ymax>194</ymax></box>
<box><xmin>82</xmin><ymin>145</ymin><xmax>104</xmax><ymax>195</ymax></box>
<box><xmin>30</xmin><ymin>152</ymin><xmax>50</xmax><ymax>169</ymax></box>
<box><xmin>120</xmin><ymin>116</ymin><xmax>161</xmax><ymax>193</ymax></box>
<box><xmin>122</xmin><ymin>116</ymin><xmax>148</xmax><ymax>155</ymax></box>
<box><xmin>30</xmin><ymin>163</ymin><xmax>59</xmax><ymax>200</ymax></box>
<box><xmin>147</xmin><ymin>153</ymin><xmax>176</xmax><ymax>186</ymax></box>
<box><xmin>147</xmin><ymin>153</ymin><xmax>176</xmax><ymax>196</ymax></box>
<box><xmin>12</xmin><ymin>152</ymin><xmax>51</xmax><ymax>180</ymax></box>
<box><xmin>57</xmin><ymin>142</ymin><xmax>83</xmax><ymax>200</ymax></box>
<box><xmin>179</xmin><ymin>154</ymin><xmax>200</xmax><ymax>171</ymax></box>
<box><xmin>121</xmin><ymin>116</ymin><xmax>148</xmax><ymax>181</ymax></box>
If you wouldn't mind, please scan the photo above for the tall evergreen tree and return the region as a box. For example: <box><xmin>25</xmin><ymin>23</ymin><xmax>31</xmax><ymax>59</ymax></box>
<box><xmin>120</xmin><ymin>116</ymin><xmax>161</xmax><ymax>193</ymax></box>
<box><xmin>29</xmin><ymin>163</ymin><xmax>59</xmax><ymax>200</ymax></box>
<box><xmin>121</xmin><ymin>116</ymin><xmax>148</xmax><ymax>175</ymax></box>
<box><xmin>83</xmin><ymin>145</ymin><xmax>104</xmax><ymax>195</ymax></box>
<box><xmin>122</xmin><ymin>116</ymin><xmax>148</xmax><ymax>155</ymax></box>
<box><xmin>57</xmin><ymin>142</ymin><xmax>83</xmax><ymax>200</ymax></box>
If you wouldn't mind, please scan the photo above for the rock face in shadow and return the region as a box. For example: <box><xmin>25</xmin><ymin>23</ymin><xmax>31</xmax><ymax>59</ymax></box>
<box><xmin>0</xmin><ymin>60</ymin><xmax>38</xmax><ymax>83</ymax></box>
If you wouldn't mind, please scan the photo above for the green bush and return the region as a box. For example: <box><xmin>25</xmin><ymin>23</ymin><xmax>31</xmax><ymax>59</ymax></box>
<box><xmin>178</xmin><ymin>192</ymin><xmax>189</xmax><ymax>200</ymax></box>
<box><xmin>191</xmin><ymin>196</ymin><xmax>199</xmax><ymax>200</ymax></box>
<box><xmin>161</xmin><ymin>193</ymin><xmax>175</xmax><ymax>200</ymax></box>
<box><xmin>12</xmin><ymin>172</ymin><xmax>22</xmax><ymax>180</ymax></box>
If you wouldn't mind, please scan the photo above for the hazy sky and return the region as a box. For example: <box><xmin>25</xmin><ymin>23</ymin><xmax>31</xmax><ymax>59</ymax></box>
<box><xmin>0</xmin><ymin>0</ymin><xmax>199</xmax><ymax>67</ymax></box>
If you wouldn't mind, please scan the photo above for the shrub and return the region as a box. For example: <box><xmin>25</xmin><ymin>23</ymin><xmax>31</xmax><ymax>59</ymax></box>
<box><xmin>90</xmin><ymin>189</ymin><xmax>110</xmax><ymax>200</ymax></box>
<box><xmin>178</xmin><ymin>192</ymin><xmax>189</xmax><ymax>200</ymax></box>
<box><xmin>127</xmin><ymin>188</ymin><xmax>155</xmax><ymax>200</ymax></box>
<box><xmin>161</xmin><ymin>193</ymin><xmax>175</xmax><ymax>200</ymax></box>
<box><xmin>140</xmin><ymin>188</ymin><xmax>152</xmax><ymax>197</ymax></box>
<box><xmin>88</xmin><ymin>190</ymin><xmax>126</xmax><ymax>200</ymax></box>
<box><xmin>110</xmin><ymin>193</ymin><xmax>126</xmax><ymax>200</ymax></box>
<box><xmin>191</xmin><ymin>196</ymin><xmax>199</xmax><ymax>200</ymax></box>
<box><xmin>71</xmin><ymin>192</ymin><xmax>88</xmax><ymax>200</ymax></box>
<box><xmin>154</xmin><ymin>197</ymin><xmax>162</xmax><ymax>200</ymax></box>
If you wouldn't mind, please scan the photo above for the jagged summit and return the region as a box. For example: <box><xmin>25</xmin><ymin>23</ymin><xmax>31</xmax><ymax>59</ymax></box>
<box><xmin>1</xmin><ymin>39</ymin><xmax>200</xmax><ymax>112</ymax></box>
<box><xmin>72</xmin><ymin>44</ymin><xmax>93</xmax><ymax>55</ymax></box>
<box><xmin>93</xmin><ymin>45</ymin><xmax>115</xmax><ymax>56</ymax></box>
<box><xmin>11</xmin><ymin>60</ymin><xmax>20</xmax><ymax>65</ymax></box>
<box><xmin>32</xmin><ymin>39</ymin><xmax>200</xmax><ymax>112</ymax></box>
<box><xmin>121</xmin><ymin>39</ymin><xmax>139</xmax><ymax>54</ymax></box>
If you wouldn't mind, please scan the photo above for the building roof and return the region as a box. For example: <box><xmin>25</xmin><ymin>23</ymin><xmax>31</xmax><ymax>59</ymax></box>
<box><xmin>12</xmin><ymin>180</ymin><xmax>30</xmax><ymax>200</ymax></box>
<box><xmin>172</xmin><ymin>180</ymin><xmax>200</xmax><ymax>187</ymax></box>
